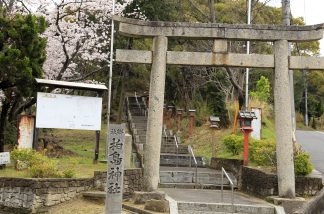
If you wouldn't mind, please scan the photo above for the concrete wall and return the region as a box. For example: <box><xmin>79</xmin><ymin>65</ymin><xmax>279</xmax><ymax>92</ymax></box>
<box><xmin>241</xmin><ymin>167</ymin><xmax>323</xmax><ymax>197</ymax></box>
<box><xmin>0</xmin><ymin>168</ymin><xmax>143</xmax><ymax>213</ymax></box>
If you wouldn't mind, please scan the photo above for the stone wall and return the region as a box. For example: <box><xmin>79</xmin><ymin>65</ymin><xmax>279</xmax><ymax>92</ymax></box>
<box><xmin>0</xmin><ymin>177</ymin><xmax>93</xmax><ymax>213</ymax></box>
<box><xmin>209</xmin><ymin>158</ymin><xmax>243</xmax><ymax>179</ymax></box>
<box><xmin>0</xmin><ymin>168</ymin><xmax>143</xmax><ymax>213</ymax></box>
<box><xmin>294</xmin><ymin>187</ymin><xmax>324</xmax><ymax>214</ymax></box>
<box><xmin>241</xmin><ymin>166</ymin><xmax>323</xmax><ymax>197</ymax></box>
<box><xmin>94</xmin><ymin>168</ymin><xmax>143</xmax><ymax>198</ymax></box>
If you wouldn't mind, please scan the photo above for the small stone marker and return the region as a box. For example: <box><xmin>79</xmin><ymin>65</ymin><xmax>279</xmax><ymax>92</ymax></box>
<box><xmin>105</xmin><ymin>124</ymin><xmax>125</xmax><ymax>214</ymax></box>
<box><xmin>0</xmin><ymin>152</ymin><xmax>10</xmax><ymax>165</ymax></box>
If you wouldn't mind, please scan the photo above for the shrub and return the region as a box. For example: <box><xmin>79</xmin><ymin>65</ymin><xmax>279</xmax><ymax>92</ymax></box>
<box><xmin>29</xmin><ymin>160</ymin><xmax>61</xmax><ymax>178</ymax></box>
<box><xmin>63</xmin><ymin>169</ymin><xmax>76</xmax><ymax>178</ymax></box>
<box><xmin>250</xmin><ymin>139</ymin><xmax>276</xmax><ymax>166</ymax></box>
<box><xmin>294</xmin><ymin>152</ymin><xmax>313</xmax><ymax>176</ymax></box>
<box><xmin>222</xmin><ymin>135</ymin><xmax>243</xmax><ymax>155</ymax></box>
<box><xmin>10</xmin><ymin>148</ymin><xmax>64</xmax><ymax>178</ymax></box>
<box><xmin>11</xmin><ymin>149</ymin><xmax>36</xmax><ymax>170</ymax></box>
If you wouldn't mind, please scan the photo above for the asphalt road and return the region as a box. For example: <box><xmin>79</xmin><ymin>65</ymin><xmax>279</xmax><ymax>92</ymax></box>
<box><xmin>296</xmin><ymin>130</ymin><xmax>324</xmax><ymax>174</ymax></box>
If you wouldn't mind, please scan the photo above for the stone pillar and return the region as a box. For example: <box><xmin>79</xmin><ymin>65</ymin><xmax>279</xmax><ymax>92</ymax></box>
<box><xmin>144</xmin><ymin>36</ymin><xmax>168</xmax><ymax>191</ymax></box>
<box><xmin>274</xmin><ymin>40</ymin><xmax>295</xmax><ymax>198</ymax></box>
<box><xmin>124</xmin><ymin>134</ymin><xmax>132</xmax><ymax>169</ymax></box>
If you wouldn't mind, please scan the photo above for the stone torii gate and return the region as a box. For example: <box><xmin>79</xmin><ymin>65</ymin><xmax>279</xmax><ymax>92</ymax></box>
<box><xmin>113</xmin><ymin>16</ymin><xmax>324</xmax><ymax>198</ymax></box>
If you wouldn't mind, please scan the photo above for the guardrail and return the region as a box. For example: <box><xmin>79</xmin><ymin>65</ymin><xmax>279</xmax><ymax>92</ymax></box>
<box><xmin>221</xmin><ymin>167</ymin><xmax>234</xmax><ymax>213</ymax></box>
<box><xmin>188</xmin><ymin>145</ymin><xmax>198</xmax><ymax>186</ymax></box>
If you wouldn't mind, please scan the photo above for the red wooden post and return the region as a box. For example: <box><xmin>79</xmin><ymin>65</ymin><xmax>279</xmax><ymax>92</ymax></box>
<box><xmin>189</xmin><ymin>109</ymin><xmax>196</xmax><ymax>137</ymax></box>
<box><xmin>243</xmin><ymin>130</ymin><xmax>248</xmax><ymax>166</ymax></box>
<box><xmin>177</xmin><ymin>109</ymin><xmax>183</xmax><ymax>132</ymax></box>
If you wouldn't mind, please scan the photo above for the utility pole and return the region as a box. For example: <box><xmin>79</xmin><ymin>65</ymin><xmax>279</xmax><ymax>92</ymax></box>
<box><xmin>245</xmin><ymin>0</ymin><xmax>252</xmax><ymax>111</ymax></box>
<box><xmin>282</xmin><ymin>0</ymin><xmax>297</xmax><ymax>141</ymax></box>
<box><xmin>303</xmin><ymin>70</ymin><xmax>309</xmax><ymax>126</ymax></box>
<box><xmin>105</xmin><ymin>0</ymin><xmax>115</xmax><ymax>213</ymax></box>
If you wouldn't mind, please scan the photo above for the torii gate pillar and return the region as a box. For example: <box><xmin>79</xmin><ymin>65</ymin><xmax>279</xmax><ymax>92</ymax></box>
<box><xmin>114</xmin><ymin>16</ymin><xmax>324</xmax><ymax>196</ymax></box>
<box><xmin>274</xmin><ymin>40</ymin><xmax>295</xmax><ymax>197</ymax></box>
<box><xmin>144</xmin><ymin>36</ymin><xmax>168</xmax><ymax>191</ymax></box>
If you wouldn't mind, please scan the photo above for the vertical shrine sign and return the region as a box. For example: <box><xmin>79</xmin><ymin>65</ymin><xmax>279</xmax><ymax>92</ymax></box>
<box><xmin>105</xmin><ymin>124</ymin><xmax>125</xmax><ymax>214</ymax></box>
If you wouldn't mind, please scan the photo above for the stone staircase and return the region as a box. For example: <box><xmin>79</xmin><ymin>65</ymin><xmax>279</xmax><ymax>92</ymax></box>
<box><xmin>126</xmin><ymin>96</ymin><xmax>148</xmax><ymax>167</ymax></box>
<box><xmin>177</xmin><ymin>202</ymin><xmax>275</xmax><ymax>214</ymax></box>
<box><xmin>158</xmin><ymin>126</ymin><xmax>236</xmax><ymax>190</ymax></box>
<box><xmin>126</xmin><ymin>95</ymin><xmax>237</xmax><ymax>190</ymax></box>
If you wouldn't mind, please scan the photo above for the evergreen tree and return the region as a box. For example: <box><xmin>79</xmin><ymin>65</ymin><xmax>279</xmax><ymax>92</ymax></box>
<box><xmin>0</xmin><ymin>11</ymin><xmax>47</xmax><ymax>154</ymax></box>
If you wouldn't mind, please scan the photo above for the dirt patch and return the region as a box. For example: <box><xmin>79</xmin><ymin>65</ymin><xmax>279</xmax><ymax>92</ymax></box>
<box><xmin>44</xmin><ymin>142</ymin><xmax>77</xmax><ymax>158</ymax></box>
<box><xmin>46</xmin><ymin>198</ymin><xmax>133</xmax><ymax>214</ymax></box>
<box><xmin>37</xmin><ymin>139</ymin><xmax>77</xmax><ymax>158</ymax></box>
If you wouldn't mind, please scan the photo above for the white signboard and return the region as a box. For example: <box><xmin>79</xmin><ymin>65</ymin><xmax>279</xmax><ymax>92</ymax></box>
<box><xmin>36</xmin><ymin>92</ymin><xmax>102</xmax><ymax>130</ymax></box>
<box><xmin>106</xmin><ymin>124</ymin><xmax>125</xmax><ymax>214</ymax></box>
<box><xmin>0</xmin><ymin>152</ymin><xmax>10</xmax><ymax>165</ymax></box>
<box><xmin>18</xmin><ymin>115</ymin><xmax>35</xmax><ymax>149</ymax></box>
<box><xmin>251</xmin><ymin>108</ymin><xmax>262</xmax><ymax>140</ymax></box>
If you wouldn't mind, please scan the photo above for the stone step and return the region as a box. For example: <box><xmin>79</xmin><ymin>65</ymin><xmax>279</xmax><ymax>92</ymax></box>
<box><xmin>133</xmin><ymin>129</ymin><xmax>147</xmax><ymax>135</ymax></box>
<box><xmin>82</xmin><ymin>191</ymin><xmax>105</xmax><ymax>203</ymax></box>
<box><xmin>132</xmin><ymin>116</ymin><xmax>148</xmax><ymax>120</ymax></box>
<box><xmin>134</xmin><ymin>135</ymin><xmax>146</xmax><ymax>143</ymax></box>
<box><xmin>179</xmin><ymin>212</ymin><xmax>250</xmax><ymax>214</ymax></box>
<box><xmin>177</xmin><ymin>202</ymin><xmax>275</xmax><ymax>214</ymax></box>
<box><xmin>158</xmin><ymin>183</ymin><xmax>233</xmax><ymax>190</ymax></box>
<box><xmin>160</xmin><ymin>153</ymin><xmax>205</xmax><ymax>167</ymax></box>
<box><xmin>133</xmin><ymin>123</ymin><xmax>147</xmax><ymax>127</ymax></box>
<box><xmin>132</xmin><ymin>117</ymin><xmax>148</xmax><ymax>122</ymax></box>
<box><xmin>160</xmin><ymin>171</ymin><xmax>231</xmax><ymax>185</ymax></box>
<box><xmin>160</xmin><ymin>144</ymin><xmax>189</xmax><ymax>154</ymax></box>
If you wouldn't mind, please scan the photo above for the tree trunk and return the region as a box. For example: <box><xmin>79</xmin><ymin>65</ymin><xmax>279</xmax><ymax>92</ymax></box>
<box><xmin>208</xmin><ymin>0</ymin><xmax>216</xmax><ymax>23</ymax></box>
<box><xmin>0</xmin><ymin>101</ymin><xmax>10</xmax><ymax>169</ymax></box>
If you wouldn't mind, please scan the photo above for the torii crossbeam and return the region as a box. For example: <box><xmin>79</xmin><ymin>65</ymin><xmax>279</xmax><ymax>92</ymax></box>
<box><xmin>114</xmin><ymin>16</ymin><xmax>324</xmax><ymax>198</ymax></box>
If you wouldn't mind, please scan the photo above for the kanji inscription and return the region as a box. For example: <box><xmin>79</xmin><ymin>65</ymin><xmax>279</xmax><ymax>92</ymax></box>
<box><xmin>106</xmin><ymin>124</ymin><xmax>125</xmax><ymax>214</ymax></box>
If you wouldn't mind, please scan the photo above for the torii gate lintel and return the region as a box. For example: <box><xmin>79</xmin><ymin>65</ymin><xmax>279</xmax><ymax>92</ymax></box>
<box><xmin>114</xmin><ymin>16</ymin><xmax>324</xmax><ymax>197</ymax></box>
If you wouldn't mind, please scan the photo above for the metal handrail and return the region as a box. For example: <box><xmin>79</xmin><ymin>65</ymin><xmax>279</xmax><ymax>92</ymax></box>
<box><xmin>163</xmin><ymin>126</ymin><xmax>168</xmax><ymax>144</ymax></box>
<box><xmin>221</xmin><ymin>167</ymin><xmax>234</xmax><ymax>213</ymax></box>
<box><xmin>173</xmin><ymin>135</ymin><xmax>179</xmax><ymax>167</ymax></box>
<box><xmin>134</xmin><ymin>92</ymin><xmax>142</xmax><ymax>115</ymax></box>
<box><xmin>188</xmin><ymin>145</ymin><xmax>198</xmax><ymax>186</ymax></box>
<box><xmin>141</xmin><ymin>96</ymin><xmax>148</xmax><ymax>117</ymax></box>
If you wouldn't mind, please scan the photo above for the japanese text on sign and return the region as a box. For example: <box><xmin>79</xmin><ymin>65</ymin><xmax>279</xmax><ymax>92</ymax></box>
<box><xmin>0</xmin><ymin>152</ymin><xmax>10</xmax><ymax>165</ymax></box>
<box><xmin>106</xmin><ymin>124</ymin><xmax>125</xmax><ymax>214</ymax></box>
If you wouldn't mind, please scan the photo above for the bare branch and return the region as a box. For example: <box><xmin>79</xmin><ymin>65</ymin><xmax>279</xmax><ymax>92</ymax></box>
<box><xmin>188</xmin><ymin>0</ymin><xmax>209</xmax><ymax>21</ymax></box>
<box><xmin>66</xmin><ymin>66</ymin><xmax>108</xmax><ymax>82</ymax></box>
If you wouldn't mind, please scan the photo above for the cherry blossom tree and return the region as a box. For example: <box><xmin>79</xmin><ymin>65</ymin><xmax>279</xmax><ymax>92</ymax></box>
<box><xmin>0</xmin><ymin>0</ymin><xmax>141</xmax><ymax>153</ymax></box>
<box><xmin>1</xmin><ymin>0</ymin><xmax>140</xmax><ymax>81</ymax></box>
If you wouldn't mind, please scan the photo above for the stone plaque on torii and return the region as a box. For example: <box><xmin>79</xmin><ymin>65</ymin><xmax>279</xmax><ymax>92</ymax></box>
<box><xmin>113</xmin><ymin>16</ymin><xmax>324</xmax><ymax>198</ymax></box>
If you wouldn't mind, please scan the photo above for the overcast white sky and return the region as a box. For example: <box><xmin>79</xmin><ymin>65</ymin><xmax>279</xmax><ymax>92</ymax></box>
<box><xmin>264</xmin><ymin>0</ymin><xmax>324</xmax><ymax>55</ymax></box>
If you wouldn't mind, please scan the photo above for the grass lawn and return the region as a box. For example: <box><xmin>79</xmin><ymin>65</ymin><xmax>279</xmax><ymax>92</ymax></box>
<box><xmin>0</xmin><ymin>124</ymin><xmax>109</xmax><ymax>178</ymax></box>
